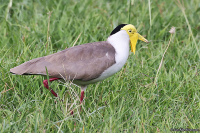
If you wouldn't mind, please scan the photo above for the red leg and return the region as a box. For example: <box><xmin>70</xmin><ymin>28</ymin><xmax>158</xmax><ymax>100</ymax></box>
<box><xmin>43</xmin><ymin>78</ymin><xmax>60</xmax><ymax>97</ymax></box>
<box><xmin>80</xmin><ymin>91</ymin><xmax>84</xmax><ymax>104</ymax></box>
<box><xmin>80</xmin><ymin>86</ymin><xmax>87</xmax><ymax>104</ymax></box>
<box><xmin>79</xmin><ymin>90</ymin><xmax>84</xmax><ymax>111</ymax></box>
<box><xmin>71</xmin><ymin>110</ymin><xmax>74</xmax><ymax>115</ymax></box>
<box><xmin>80</xmin><ymin>86</ymin><xmax>86</xmax><ymax>111</ymax></box>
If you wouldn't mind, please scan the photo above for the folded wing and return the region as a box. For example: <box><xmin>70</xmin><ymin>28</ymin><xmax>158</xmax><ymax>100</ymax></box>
<box><xmin>10</xmin><ymin>41</ymin><xmax>116</xmax><ymax>81</ymax></box>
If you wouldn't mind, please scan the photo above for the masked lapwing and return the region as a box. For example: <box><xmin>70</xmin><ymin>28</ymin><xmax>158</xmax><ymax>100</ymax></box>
<box><xmin>10</xmin><ymin>24</ymin><xmax>148</xmax><ymax>104</ymax></box>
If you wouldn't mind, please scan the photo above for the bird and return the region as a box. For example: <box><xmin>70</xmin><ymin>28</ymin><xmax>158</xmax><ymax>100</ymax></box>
<box><xmin>10</xmin><ymin>24</ymin><xmax>148</xmax><ymax>105</ymax></box>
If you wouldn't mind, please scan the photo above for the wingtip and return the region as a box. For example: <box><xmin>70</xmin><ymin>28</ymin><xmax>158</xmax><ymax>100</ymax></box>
<box><xmin>10</xmin><ymin>71</ymin><xmax>16</xmax><ymax>75</ymax></box>
<box><xmin>10</xmin><ymin>68</ymin><xmax>16</xmax><ymax>75</ymax></box>
<box><xmin>10</xmin><ymin>67</ymin><xmax>22</xmax><ymax>75</ymax></box>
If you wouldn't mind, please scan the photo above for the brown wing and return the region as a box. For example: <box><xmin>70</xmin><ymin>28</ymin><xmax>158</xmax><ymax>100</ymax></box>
<box><xmin>10</xmin><ymin>41</ymin><xmax>116</xmax><ymax>81</ymax></box>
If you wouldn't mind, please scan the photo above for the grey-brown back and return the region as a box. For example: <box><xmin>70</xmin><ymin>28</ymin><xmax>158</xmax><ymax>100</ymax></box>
<box><xmin>10</xmin><ymin>41</ymin><xmax>116</xmax><ymax>81</ymax></box>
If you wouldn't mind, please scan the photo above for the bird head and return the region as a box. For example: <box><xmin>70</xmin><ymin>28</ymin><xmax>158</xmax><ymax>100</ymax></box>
<box><xmin>110</xmin><ymin>24</ymin><xmax>149</xmax><ymax>55</ymax></box>
<box><xmin>121</xmin><ymin>24</ymin><xmax>149</xmax><ymax>54</ymax></box>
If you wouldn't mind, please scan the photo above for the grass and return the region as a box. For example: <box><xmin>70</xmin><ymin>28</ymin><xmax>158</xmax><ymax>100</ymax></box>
<box><xmin>0</xmin><ymin>0</ymin><xmax>200</xmax><ymax>132</ymax></box>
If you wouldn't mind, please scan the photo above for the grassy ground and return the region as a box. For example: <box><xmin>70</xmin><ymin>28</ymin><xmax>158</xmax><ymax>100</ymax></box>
<box><xmin>0</xmin><ymin>0</ymin><xmax>200</xmax><ymax>132</ymax></box>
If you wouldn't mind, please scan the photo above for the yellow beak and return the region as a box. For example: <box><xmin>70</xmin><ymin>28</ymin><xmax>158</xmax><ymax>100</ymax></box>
<box><xmin>130</xmin><ymin>33</ymin><xmax>149</xmax><ymax>54</ymax></box>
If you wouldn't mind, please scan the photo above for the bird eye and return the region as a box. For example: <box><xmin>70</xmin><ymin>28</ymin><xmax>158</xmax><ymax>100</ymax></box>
<box><xmin>128</xmin><ymin>30</ymin><xmax>132</xmax><ymax>33</ymax></box>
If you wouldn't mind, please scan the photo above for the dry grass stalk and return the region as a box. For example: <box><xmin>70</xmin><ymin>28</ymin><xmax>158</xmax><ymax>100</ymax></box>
<box><xmin>154</xmin><ymin>27</ymin><xmax>175</xmax><ymax>86</ymax></box>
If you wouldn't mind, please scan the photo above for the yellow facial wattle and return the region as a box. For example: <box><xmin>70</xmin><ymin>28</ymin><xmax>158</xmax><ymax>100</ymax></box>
<box><xmin>121</xmin><ymin>24</ymin><xmax>149</xmax><ymax>54</ymax></box>
<box><xmin>130</xmin><ymin>33</ymin><xmax>138</xmax><ymax>54</ymax></box>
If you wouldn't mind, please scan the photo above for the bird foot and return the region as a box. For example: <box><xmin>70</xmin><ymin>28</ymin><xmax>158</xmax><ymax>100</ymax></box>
<box><xmin>43</xmin><ymin>78</ymin><xmax>60</xmax><ymax>97</ymax></box>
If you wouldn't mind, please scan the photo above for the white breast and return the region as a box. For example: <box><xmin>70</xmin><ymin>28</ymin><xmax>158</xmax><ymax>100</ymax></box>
<box><xmin>73</xmin><ymin>30</ymin><xmax>130</xmax><ymax>85</ymax></box>
<box><xmin>90</xmin><ymin>30</ymin><xmax>130</xmax><ymax>82</ymax></box>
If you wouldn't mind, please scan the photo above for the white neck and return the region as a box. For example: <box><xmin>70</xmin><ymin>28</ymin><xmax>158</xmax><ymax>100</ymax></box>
<box><xmin>107</xmin><ymin>30</ymin><xmax>130</xmax><ymax>64</ymax></box>
<box><xmin>77</xmin><ymin>30</ymin><xmax>131</xmax><ymax>84</ymax></box>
